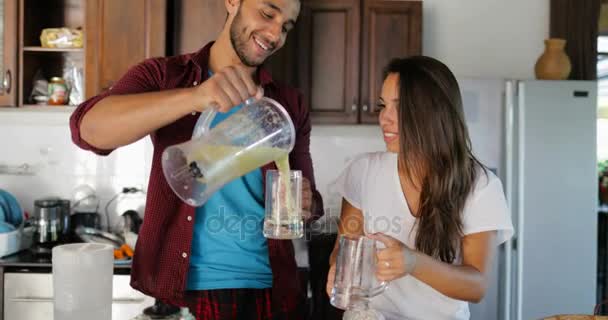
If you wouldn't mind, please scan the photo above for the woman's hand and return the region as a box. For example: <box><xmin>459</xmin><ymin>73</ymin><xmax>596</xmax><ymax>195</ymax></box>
<box><xmin>368</xmin><ymin>233</ymin><xmax>417</xmax><ymax>282</ymax></box>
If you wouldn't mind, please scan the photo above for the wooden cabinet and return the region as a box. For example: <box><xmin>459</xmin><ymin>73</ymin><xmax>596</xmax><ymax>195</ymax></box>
<box><xmin>172</xmin><ymin>0</ymin><xmax>421</xmax><ymax>124</ymax></box>
<box><xmin>0</xmin><ymin>0</ymin><xmax>17</xmax><ymax>107</ymax></box>
<box><xmin>276</xmin><ymin>0</ymin><xmax>421</xmax><ymax>124</ymax></box>
<box><xmin>15</xmin><ymin>0</ymin><xmax>165</xmax><ymax>108</ymax></box>
<box><xmin>296</xmin><ymin>0</ymin><xmax>361</xmax><ymax>124</ymax></box>
<box><xmin>360</xmin><ymin>0</ymin><xmax>422</xmax><ymax>123</ymax></box>
<box><xmin>86</xmin><ymin>0</ymin><xmax>166</xmax><ymax>95</ymax></box>
<box><xmin>298</xmin><ymin>0</ymin><xmax>421</xmax><ymax>124</ymax></box>
<box><xmin>172</xmin><ymin>0</ymin><xmax>225</xmax><ymax>55</ymax></box>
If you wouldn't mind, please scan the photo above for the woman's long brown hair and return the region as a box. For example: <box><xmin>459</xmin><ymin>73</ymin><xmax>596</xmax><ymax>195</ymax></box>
<box><xmin>384</xmin><ymin>56</ymin><xmax>486</xmax><ymax>263</ymax></box>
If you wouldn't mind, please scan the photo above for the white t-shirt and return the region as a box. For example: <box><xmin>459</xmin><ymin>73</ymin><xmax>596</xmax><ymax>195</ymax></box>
<box><xmin>332</xmin><ymin>152</ymin><xmax>514</xmax><ymax>320</ymax></box>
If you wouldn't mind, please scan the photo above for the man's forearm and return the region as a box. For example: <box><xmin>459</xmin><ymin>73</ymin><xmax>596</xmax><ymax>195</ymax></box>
<box><xmin>80</xmin><ymin>87</ymin><xmax>197</xmax><ymax>149</ymax></box>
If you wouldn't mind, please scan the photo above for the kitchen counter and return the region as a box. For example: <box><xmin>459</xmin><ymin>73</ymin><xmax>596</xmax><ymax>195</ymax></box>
<box><xmin>0</xmin><ymin>249</ymin><xmax>132</xmax><ymax>272</ymax></box>
<box><xmin>0</xmin><ymin>249</ymin><xmax>150</xmax><ymax>320</ymax></box>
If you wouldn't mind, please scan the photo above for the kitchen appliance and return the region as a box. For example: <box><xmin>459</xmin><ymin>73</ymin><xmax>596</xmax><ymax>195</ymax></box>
<box><xmin>52</xmin><ymin>243</ymin><xmax>114</xmax><ymax>320</ymax></box>
<box><xmin>141</xmin><ymin>300</ymin><xmax>180</xmax><ymax>319</ymax></box>
<box><xmin>30</xmin><ymin>198</ymin><xmax>70</xmax><ymax>254</ymax></box>
<box><xmin>457</xmin><ymin>79</ymin><xmax>598</xmax><ymax>319</ymax></box>
<box><xmin>74</xmin><ymin>226</ymin><xmax>125</xmax><ymax>248</ymax></box>
<box><xmin>162</xmin><ymin>97</ymin><xmax>296</xmax><ymax>207</ymax></box>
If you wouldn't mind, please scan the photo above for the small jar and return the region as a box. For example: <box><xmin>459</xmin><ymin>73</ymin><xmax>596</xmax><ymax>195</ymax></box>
<box><xmin>48</xmin><ymin>77</ymin><xmax>68</xmax><ymax>105</ymax></box>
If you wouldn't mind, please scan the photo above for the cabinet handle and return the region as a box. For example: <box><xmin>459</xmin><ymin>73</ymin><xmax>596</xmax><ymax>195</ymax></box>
<box><xmin>351</xmin><ymin>104</ymin><xmax>357</xmax><ymax>112</ymax></box>
<box><xmin>362</xmin><ymin>104</ymin><xmax>369</xmax><ymax>112</ymax></box>
<box><xmin>3</xmin><ymin>70</ymin><xmax>11</xmax><ymax>94</ymax></box>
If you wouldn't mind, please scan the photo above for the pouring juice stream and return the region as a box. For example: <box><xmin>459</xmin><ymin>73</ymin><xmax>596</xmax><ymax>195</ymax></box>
<box><xmin>185</xmin><ymin>145</ymin><xmax>296</xmax><ymax>217</ymax></box>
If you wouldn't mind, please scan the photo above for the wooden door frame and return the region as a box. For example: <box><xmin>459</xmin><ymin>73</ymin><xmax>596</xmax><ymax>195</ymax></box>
<box><xmin>0</xmin><ymin>0</ymin><xmax>18</xmax><ymax>107</ymax></box>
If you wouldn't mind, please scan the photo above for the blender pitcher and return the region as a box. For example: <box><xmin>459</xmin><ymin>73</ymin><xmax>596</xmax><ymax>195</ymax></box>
<box><xmin>331</xmin><ymin>235</ymin><xmax>389</xmax><ymax>310</ymax></box>
<box><xmin>162</xmin><ymin>97</ymin><xmax>296</xmax><ymax>207</ymax></box>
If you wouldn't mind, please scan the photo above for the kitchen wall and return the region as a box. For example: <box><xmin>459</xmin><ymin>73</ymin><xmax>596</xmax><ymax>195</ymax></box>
<box><xmin>422</xmin><ymin>0</ymin><xmax>550</xmax><ymax>79</ymax></box>
<box><xmin>0</xmin><ymin>109</ymin><xmax>152</xmax><ymax>230</ymax></box>
<box><xmin>0</xmin><ymin>111</ymin><xmax>385</xmax><ymax>230</ymax></box>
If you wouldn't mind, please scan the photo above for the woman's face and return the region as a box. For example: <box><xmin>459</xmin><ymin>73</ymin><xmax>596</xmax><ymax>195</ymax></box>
<box><xmin>378</xmin><ymin>73</ymin><xmax>400</xmax><ymax>153</ymax></box>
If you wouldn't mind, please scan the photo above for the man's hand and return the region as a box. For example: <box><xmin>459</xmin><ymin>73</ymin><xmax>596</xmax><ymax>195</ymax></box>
<box><xmin>192</xmin><ymin>65</ymin><xmax>264</xmax><ymax>113</ymax></box>
<box><xmin>302</xmin><ymin>176</ymin><xmax>313</xmax><ymax>221</ymax></box>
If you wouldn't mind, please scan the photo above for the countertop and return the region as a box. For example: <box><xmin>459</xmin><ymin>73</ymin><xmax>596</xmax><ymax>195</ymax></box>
<box><xmin>0</xmin><ymin>249</ymin><xmax>132</xmax><ymax>271</ymax></box>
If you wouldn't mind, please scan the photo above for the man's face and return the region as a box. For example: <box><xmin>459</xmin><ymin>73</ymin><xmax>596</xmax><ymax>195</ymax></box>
<box><xmin>229</xmin><ymin>0</ymin><xmax>300</xmax><ymax>67</ymax></box>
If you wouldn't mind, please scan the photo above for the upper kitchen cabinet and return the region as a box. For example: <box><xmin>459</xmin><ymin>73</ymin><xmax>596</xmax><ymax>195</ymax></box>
<box><xmin>297</xmin><ymin>0</ymin><xmax>361</xmax><ymax>124</ymax></box>
<box><xmin>297</xmin><ymin>0</ymin><xmax>421</xmax><ymax>124</ymax></box>
<box><xmin>359</xmin><ymin>0</ymin><xmax>422</xmax><ymax>124</ymax></box>
<box><xmin>16</xmin><ymin>0</ymin><xmax>165</xmax><ymax>108</ymax></box>
<box><xmin>0</xmin><ymin>0</ymin><xmax>17</xmax><ymax>107</ymax></box>
<box><xmin>172</xmin><ymin>0</ymin><xmax>225</xmax><ymax>55</ymax></box>
<box><xmin>297</xmin><ymin>0</ymin><xmax>422</xmax><ymax>123</ymax></box>
<box><xmin>85</xmin><ymin>0</ymin><xmax>166</xmax><ymax>96</ymax></box>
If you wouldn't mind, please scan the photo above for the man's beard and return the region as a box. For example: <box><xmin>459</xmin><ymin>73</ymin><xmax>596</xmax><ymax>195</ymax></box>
<box><xmin>230</xmin><ymin>8</ymin><xmax>264</xmax><ymax>67</ymax></box>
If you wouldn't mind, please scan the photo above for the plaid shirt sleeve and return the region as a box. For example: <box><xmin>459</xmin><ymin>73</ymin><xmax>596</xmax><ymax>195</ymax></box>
<box><xmin>69</xmin><ymin>58</ymin><xmax>166</xmax><ymax>155</ymax></box>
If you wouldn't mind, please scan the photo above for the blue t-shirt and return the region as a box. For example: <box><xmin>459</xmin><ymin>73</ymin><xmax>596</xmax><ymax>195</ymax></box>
<box><xmin>186</xmin><ymin>103</ymin><xmax>272</xmax><ymax>290</ymax></box>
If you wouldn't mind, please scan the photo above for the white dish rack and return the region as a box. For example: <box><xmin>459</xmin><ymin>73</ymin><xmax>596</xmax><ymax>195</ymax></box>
<box><xmin>0</xmin><ymin>226</ymin><xmax>33</xmax><ymax>257</ymax></box>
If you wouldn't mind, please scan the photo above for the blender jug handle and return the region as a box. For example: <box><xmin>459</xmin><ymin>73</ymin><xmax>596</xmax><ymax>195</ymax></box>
<box><xmin>192</xmin><ymin>105</ymin><xmax>218</xmax><ymax>139</ymax></box>
<box><xmin>191</xmin><ymin>98</ymin><xmax>257</xmax><ymax>139</ymax></box>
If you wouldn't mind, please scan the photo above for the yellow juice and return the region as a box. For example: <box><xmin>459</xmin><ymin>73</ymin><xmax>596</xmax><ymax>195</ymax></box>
<box><xmin>186</xmin><ymin>144</ymin><xmax>302</xmax><ymax>238</ymax></box>
<box><xmin>186</xmin><ymin>144</ymin><xmax>288</xmax><ymax>187</ymax></box>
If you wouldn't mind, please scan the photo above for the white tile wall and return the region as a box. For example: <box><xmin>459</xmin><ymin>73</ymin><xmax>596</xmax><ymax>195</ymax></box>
<box><xmin>0</xmin><ymin>108</ymin><xmax>152</xmax><ymax>230</ymax></box>
<box><xmin>299</xmin><ymin>124</ymin><xmax>386</xmax><ymax>266</ymax></box>
<box><xmin>309</xmin><ymin>125</ymin><xmax>385</xmax><ymax>221</ymax></box>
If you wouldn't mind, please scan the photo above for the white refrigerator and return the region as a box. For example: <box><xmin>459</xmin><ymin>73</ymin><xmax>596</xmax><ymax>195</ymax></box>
<box><xmin>460</xmin><ymin>79</ymin><xmax>598</xmax><ymax>320</ymax></box>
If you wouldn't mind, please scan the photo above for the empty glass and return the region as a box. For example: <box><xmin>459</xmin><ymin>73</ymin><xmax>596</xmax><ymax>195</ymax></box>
<box><xmin>263</xmin><ymin>169</ymin><xmax>303</xmax><ymax>239</ymax></box>
<box><xmin>162</xmin><ymin>97</ymin><xmax>296</xmax><ymax>207</ymax></box>
<box><xmin>331</xmin><ymin>235</ymin><xmax>388</xmax><ymax>311</ymax></box>
<box><xmin>52</xmin><ymin>243</ymin><xmax>114</xmax><ymax>320</ymax></box>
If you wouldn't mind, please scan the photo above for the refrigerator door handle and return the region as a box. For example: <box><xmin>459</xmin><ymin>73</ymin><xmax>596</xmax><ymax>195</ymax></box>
<box><xmin>515</xmin><ymin>81</ymin><xmax>526</xmax><ymax>320</ymax></box>
<box><xmin>502</xmin><ymin>80</ymin><xmax>515</xmax><ymax>320</ymax></box>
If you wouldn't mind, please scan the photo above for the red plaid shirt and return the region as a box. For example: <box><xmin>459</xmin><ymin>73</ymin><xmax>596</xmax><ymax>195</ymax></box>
<box><xmin>69</xmin><ymin>42</ymin><xmax>323</xmax><ymax>309</ymax></box>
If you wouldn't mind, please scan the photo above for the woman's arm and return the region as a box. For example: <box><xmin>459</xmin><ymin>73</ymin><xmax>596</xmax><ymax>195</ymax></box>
<box><xmin>371</xmin><ymin>230</ymin><xmax>497</xmax><ymax>303</ymax></box>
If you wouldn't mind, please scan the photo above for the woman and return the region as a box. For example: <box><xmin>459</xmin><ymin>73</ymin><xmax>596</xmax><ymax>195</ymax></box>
<box><xmin>326</xmin><ymin>56</ymin><xmax>513</xmax><ymax>320</ymax></box>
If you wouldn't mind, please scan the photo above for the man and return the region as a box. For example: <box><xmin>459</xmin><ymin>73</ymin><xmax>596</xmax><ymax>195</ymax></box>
<box><xmin>69</xmin><ymin>0</ymin><xmax>323</xmax><ymax>319</ymax></box>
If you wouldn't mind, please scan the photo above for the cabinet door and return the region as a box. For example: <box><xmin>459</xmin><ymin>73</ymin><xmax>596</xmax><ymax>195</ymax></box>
<box><xmin>173</xmin><ymin>0</ymin><xmax>225</xmax><ymax>55</ymax></box>
<box><xmin>360</xmin><ymin>0</ymin><xmax>421</xmax><ymax>124</ymax></box>
<box><xmin>0</xmin><ymin>0</ymin><xmax>17</xmax><ymax>107</ymax></box>
<box><xmin>85</xmin><ymin>0</ymin><xmax>166</xmax><ymax>98</ymax></box>
<box><xmin>298</xmin><ymin>0</ymin><xmax>360</xmax><ymax>124</ymax></box>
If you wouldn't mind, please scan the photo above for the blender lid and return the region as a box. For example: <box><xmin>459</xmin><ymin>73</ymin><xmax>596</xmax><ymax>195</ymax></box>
<box><xmin>34</xmin><ymin>198</ymin><xmax>61</xmax><ymax>208</ymax></box>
